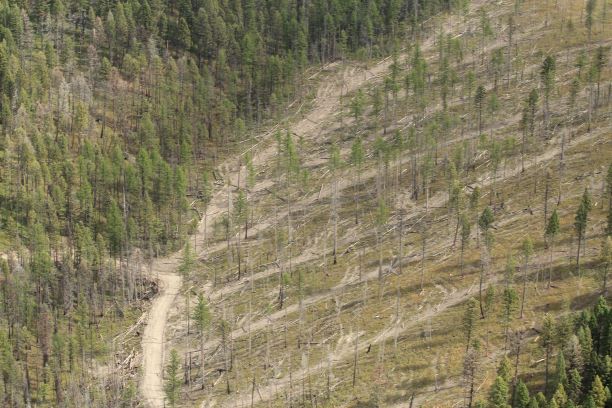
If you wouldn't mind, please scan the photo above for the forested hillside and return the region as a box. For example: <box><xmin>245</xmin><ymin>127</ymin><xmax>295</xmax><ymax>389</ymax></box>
<box><xmin>0</xmin><ymin>0</ymin><xmax>459</xmax><ymax>406</ymax></box>
<box><xmin>0</xmin><ymin>0</ymin><xmax>609</xmax><ymax>407</ymax></box>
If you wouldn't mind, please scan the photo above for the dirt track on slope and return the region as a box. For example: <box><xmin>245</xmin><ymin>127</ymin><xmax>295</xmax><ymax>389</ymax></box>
<box><xmin>140</xmin><ymin>259</ymin><xmax>182</xmax><ymax>407</ymax></box>
<box><xmin>139</xmin><ymin>50</ymin><xmax>399</xmax><ymax>408</ymax></box>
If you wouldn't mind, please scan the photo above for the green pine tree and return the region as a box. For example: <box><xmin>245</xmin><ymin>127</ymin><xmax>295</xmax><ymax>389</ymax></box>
<box><xmin>514</xmin><ymin>380</ymin><xmax>531</xmax><ymax>408</ymax></box>
<box><xmin>488</xmin><ymin>376</ymin><xmax>510</xmax><ymax>408</ymax></box>
<box><xmin>164</xmin><ymin>349</ymin><xmax>181</xmax><ymax>407</ymax></box>
<box><xmin>545</xmin><ymin>208</ymin><xmax>560</xmax><ymax>288</ymax></box>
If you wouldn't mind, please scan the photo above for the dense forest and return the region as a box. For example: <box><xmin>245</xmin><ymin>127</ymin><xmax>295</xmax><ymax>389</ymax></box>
<box><xmin>473</xmin><ymin>298</ymin><xmax>611</xmax><ymax>408</ymax></box>
<box><xmin>0</xmin><ymin>0</ymin><xmax>609</xmax><ymax>407</ymax></box>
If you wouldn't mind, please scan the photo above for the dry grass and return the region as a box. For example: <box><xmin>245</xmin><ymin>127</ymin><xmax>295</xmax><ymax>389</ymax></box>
<box><xmin>158</xmin><ymin>0</ymin><xmax>612</xmax><ymax>407</ymax></box>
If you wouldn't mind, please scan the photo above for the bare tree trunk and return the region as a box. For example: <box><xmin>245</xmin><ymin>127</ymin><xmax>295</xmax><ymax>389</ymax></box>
<box><xmin>520</xmin><ymin>258</ymin><xmax>528</xmax><ymax>319</ymax></box>
<box><xmin>377</xmin><ymin>227</ymin><xmax>384</xmax><ymax>301</ymax></box>
<box><xmin>352</xmin><ymin>324</ymin><xmax>359</xmax><ymax>387</ymax></box>
<box><xmin>333</xmin><ymin>178</ymin><xmax>338</xmax><ymax>265</ymax></box>
<box><xmin>420</xmin><ymin>228</ymin><xmax>427</xmax><ymax>292</ymax></box>
<box><xmin>548</xmin><ymin>239</ymin><xmax>554</xmax><ymax>288</ymax></box>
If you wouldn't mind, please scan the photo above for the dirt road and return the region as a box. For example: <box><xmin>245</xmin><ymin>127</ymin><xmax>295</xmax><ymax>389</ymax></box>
<box><xmin>140</xmin><ymin>261</ymin><xmax>182</xmax><ymax>407</ymax></box>
<box><xmin>138</xmin><ymin>53</ymin><xmax>401</xmax><ymax>407</ymax></box>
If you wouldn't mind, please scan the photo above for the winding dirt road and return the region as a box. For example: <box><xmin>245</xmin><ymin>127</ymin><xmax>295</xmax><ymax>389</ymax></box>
<box><xmin>140</xmin><ymin>260</ymin><xmax>182</xmax><ymax>407</ymax></box>
<box><xmin>140</xmin><ymin>176</ymin><xmax>234</xmax><ymax>407</ymax></box>
<box><xmin>138</xmin><ymin>54</ymin><xmax>402</xmax><ymax>407</ymax></box>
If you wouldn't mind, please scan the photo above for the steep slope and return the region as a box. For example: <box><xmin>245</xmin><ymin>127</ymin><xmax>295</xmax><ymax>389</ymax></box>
<box><xmin>139</xmin><ymin>45</ymin><xmax>406</xmax><ymax>407</ymax></box>
<box><xmin>151</xmin><ymin>1</ymin><xmax>611</xmax><ymax>407</ymax></box>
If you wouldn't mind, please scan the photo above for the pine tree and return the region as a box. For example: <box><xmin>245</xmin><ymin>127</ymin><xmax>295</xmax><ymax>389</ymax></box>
<box><xmin>474</xmin><ymin>84</ymin><xmax>486</xmax><ymax>136</ymax></box>
<box><xmin>497</xmin><ymin>356</ymin><xmax>512</xmax><ymax>383</ymax></box>
<box><xmin>584</xmin><ymin>396</ymin><xmax>598</xmax><ymax>408</ymax></box>
<box><xmin>140</xmin><ymin>0</ymin><xmax>153</xmax><ymax>33</ymax></box>
<box><xmin>574</xmin><ymin>189</ymin><xmax>592</xmax><ymax>272</ymax></box>
<box><xmin>514</xmin><ymin>380</ymin><xmax>531</xmax><ymax>408</ymax></box>
<box><xmin>478</xmin><ymin>207</ymin><xmax>494</xmax><ymax>318</ymax></box>
<box><xmin>491</xmin><ymin>48</ymin><xmax>504</xmax><ymax>90</ymax></box>
<box><xmin>350</xmin><ymin>89</ymin><xmax>365</xmax><ymax>123</ymax></box>
<box><xmin>177</xmin><ymin>17</ymin><xmax>192</xmax><ymax>49</ymax></box>
<box><xmin>164</xmin><ymin>349</ymin><xmax>181</xmax><ymax>407</ymax></box>
<box><xmin>585</xmin><ymin>0</ymin><xmax>596</xmax><ymax>41</ymax></box>
<box><xmin>599</xmin><ymin>237</ymin><xmax>611</xmax><ymax>295</ymax></box>
<box><xmin>567</xmin><ymin>369</ymin><xmax>582</xmax><ymax>402</ymax></box>
<box><xmin>478</xmin><ymin>207</ymin><xmax>494</xmax><ymax>246</ymax></box>
<box><xmin>463</xmin><ymin>298</ymin><xmax>478</xmax><ymax>351</ymax></box>
<box><xmin>606</xmin><ymin>163</ymin><xmax>612</xmax><ymax>236</ymax></box>
<box><xmin>501</xmin><ymin>286</ymin><xmax>518</xmax><ymax>348</ymax></box>
<box><xmin>540</xmin><ymin>55</ymin><xmax>556</xmax><ymax>134</ymax></box>
<box><xmin>545</xmin><ymin>209</ymin><xmax>560</xmax><ymax>288</ymax></box>
<box><xmin>488</xmin><ymin>376</ymin><xmax>510</xmax><ymax>408</ymax></box>
<box><xmin>179</xmin><ymin>241</ymin><xmax>196</xmax><ymax>280</ymax></box>
<box><xmin>521</xmin><ymin>89</ymin><xmax>538</xmax><ymax>172</ymax></box>
<box><xmin>555</xmin><ymin>351</ymin><xmax>568</xmax><ymax>390</ymax></box>
<box><xmin>588</xmin><ymin>375</ymin><xmax>609</xmax><ymax>408</ymax></box>
<box><xmin>411</xmin><ymin>43</ymin><xmax>427</xmax><ymax>112</ymax></box>
<box><xmin>463</xmin><ymin>340</ymin><xmax>481</xmax><ymax>408</ymax></box>
<box><xmin>194</xmin><ymin>294</ymin><xmax>211</xmax><ymax>333</ymax></box>
<box><xmin>107</xmin><ymin>199</ymin><xmax>124</xmax><ymax>257</ymax></box>
<box><xmin>552</xmin><ymin>384</ymin><xmax>568</xmax><ymax>408</ymax></box>
<box><xmin>592</xmin><ymin>47</ymin><xmax>608</xmax><ymax>109</ymax></box>
<box><xmin>535</xmin><ymin>392</ymin><xmax>547</xmax><ymax>408</ymax></box>
<box><xmin>540</xmin><ymin>313</ymin><xmax>555</xmax><ymax>395</ymax></box>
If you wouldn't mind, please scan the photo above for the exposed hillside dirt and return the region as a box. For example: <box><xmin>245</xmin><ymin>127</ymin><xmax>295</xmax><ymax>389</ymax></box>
<box><xmin>140</xmin><ymin>0</ymin><xmax>611</xmax><ymax>406</ymax></box>
<box><xmin>139</xmin><ymin>44</ymin><xmax>405</xmax><ymax>408</ymax></box>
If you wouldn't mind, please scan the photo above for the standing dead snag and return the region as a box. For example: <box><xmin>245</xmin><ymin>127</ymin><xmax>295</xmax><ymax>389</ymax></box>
<box><xmin>329</xmin><ymin>143</ymin><xmax>341</xmax><ymax>265</ymax></box>
<box><xmin>521</xmin><ymin>89</ymin><xmax>538</xmax><ymax>173</ymax></box>
<box><xmin>506</xmin><ymin>15</ymin><xmax>515</xmax><ymax>89</ymax></box>
<box><xmin>519</xmin><ymin>237</ymin><xmax>533</xmax><ymax>319</ymax></box>
<box><xmin>420</xmin><ymin>223</ymin><xmax>428</xmax><ymax>292</ymax></box>
<box><xmin>460</xmin><ymin>214</ymin><xmax>471</xmax><ymax>277</ymax></box>
<box><xmin>463</xmin><ymin>340</ymin><xmax>481</xmax><ymax>408</ymax></box>
<box><xmin>510</xmin><ymin>330</ymin><xmax>525</xmax><ymax>391</ymax></box>
<box><xmin>179</xmin><ymin>242</ymin><xmax>196</xmax><ymax>334</ymax></box>
<box><xmin>350</xmin><ymin>137</ymin><xmax>365</xmax><ymax>225</ymax></box>
<box><xmin>234</xmin><ymin>189</ymin><xmax>248</xmax><ymax>279</ymax></box>
<box><xmin>193</xmin><ymin>294</ymin><xmax>211</xmax><ymax>390</ymax></box>
<box><xmin>502</xmin><ymin>256</ymin><xmax>518</xmax><ymax>350</ymax></box>
<box><xmin>244</xmin><ymin>151</ymin><xmax>256</xmax><ymax>239</ymax></box>
<box><xmin>376</xmin><ymin>199</ymin><xmax>389</xmax><ymax>300</ymax></box>
<box><xmin>219</xmin><ymin>316</ymin><xmax>232</xmax><ymax>395</ymax></box>
<box><xmin>544</xmin><ymin>170</ymin><xmax>551</xmax><ymax>225</ymax></box>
